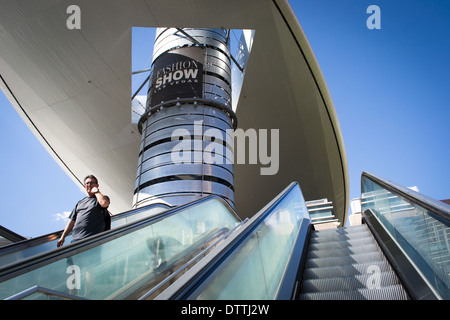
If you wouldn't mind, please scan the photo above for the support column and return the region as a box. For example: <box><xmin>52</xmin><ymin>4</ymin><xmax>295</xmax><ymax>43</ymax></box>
<box><xmin>133</xmin><ymin>28</ymin><xmax>236</xmax><ymax>209</ymax></box>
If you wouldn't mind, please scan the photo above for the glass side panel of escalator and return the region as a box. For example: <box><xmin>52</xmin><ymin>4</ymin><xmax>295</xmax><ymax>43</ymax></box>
<box><xmin>0</xmin><ymin>233</ymin><xmax>70</xmax><ymax>268</ymax></box>
<box><xmin>361</xmin><ymin>174</ymin><xmax>450</xmax><ymax>299</ymax></box>
<box><xmin>110</xmin><ymin>204</ymin><xmax>169</xmax><ymax>229</ymax></box>
<box><xmin>0</xmin><ymin>197</ymin><xmax>239</xmax><ymax>300</ymax></box>
<box><xmin>192</xmin><ymin>184</ymin><xmax>310</xmax><ymax>300</ymax></box>
<box><xmin>0</xmin><ymin>204</ymin><xmax>169</xmax><ymax>268</ymax></box>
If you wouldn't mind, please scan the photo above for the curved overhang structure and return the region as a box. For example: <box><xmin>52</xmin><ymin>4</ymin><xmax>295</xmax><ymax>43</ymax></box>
<box><xmin>0</xmin><ymin>0</ymin><xmax>348</xmax><ymax>224</ymax></box>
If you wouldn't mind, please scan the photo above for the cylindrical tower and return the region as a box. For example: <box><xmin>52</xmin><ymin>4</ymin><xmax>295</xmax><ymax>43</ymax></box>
<box><xmin>133</xmin><ymin>28</ymin><xmax>236</xmax><ymax>209</ymax></box>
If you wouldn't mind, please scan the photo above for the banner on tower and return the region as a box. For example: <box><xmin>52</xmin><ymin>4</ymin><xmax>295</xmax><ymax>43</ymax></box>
<box><xmin>148</xmin><ymin>46</ymin><xmax>204</xmax><ymax>109</ymax></box>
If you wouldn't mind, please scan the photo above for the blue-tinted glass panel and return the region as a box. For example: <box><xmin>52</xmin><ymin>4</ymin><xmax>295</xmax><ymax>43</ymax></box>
<box><xmin>196</xmin><ymin>184</ymin><xmax>310</xmax><ymax>300</ymax></box>
<box><xmin>361</xmin><ymin>176</ymin><xmax>450</xmax><ymax>299</ymax></box>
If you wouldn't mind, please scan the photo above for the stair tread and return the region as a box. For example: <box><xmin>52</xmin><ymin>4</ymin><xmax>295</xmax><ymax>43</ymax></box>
<box><xmin>309</xmin><ymin>233</ymin><xmax>372</xmax><ymax>243</ymax></box>
<box><xmin>305</xmin><ymin>251</ymin><xmax>385</xmax><ymax>265</ymax></box>
<box><xmin>309</xmin><ymin>235</ymin><xmax>376</xmax><ymax>246</ymax></box>
<box><xmin>313</xmin><ymin>225</ymin><xmax>367</xmax><ymax>234</ymax></box>
<box><xmin>311</xmin><ymin>229</ymin><xmax>370</xmax><ymax>237</ymax></box>
<box><xmin>309</xmin><ymin>235</ymin><xmax>371</xmax><ymax>242</ymax></box>
<box><xmin>300</xmin><ymin>271</ymin><xmax>401</xmax><ymax>293</ymax></box>
<box><xmin>299</xmin><ymin>225</ymin><xmax>408</xmax><ymax>300</ymax></box>
<box><xmin>302</xmin><ymin>261</ymin><xmax>393</xmax><ymax>280</ymax></box>
<box><xmin>307</xmin><ymin>243</ymin><xmax>380</xmax><ymax>259</ymax></box>
<box><xmin>298</xmin><ymin>285</ymin><xmax>409</xmax><ymax>300</ymax></box>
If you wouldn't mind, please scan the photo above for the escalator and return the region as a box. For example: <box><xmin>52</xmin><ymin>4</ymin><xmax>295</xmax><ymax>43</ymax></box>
<box><xmin>148</xmin><ymin>174</ymin><xmax>449</xmax><ymax>300</ymax></box>
<box><xmin>0</xmin><ymin>196</ymin><xmax>241</xmax><ymax>300</ymax></box>
<box><xmin>0</xmin><ymin>203</ymin><xmax>169</xmax><ymax>268</ymax></box>
<box><xmin>298</xmin><ymin>224</ymin><xmax>408</xmax><ymax>299</ymax></box>
<box><xmin>1</xmin><ymin>173</ymin><xmax>448</xmax><ymax>300</ymax></box>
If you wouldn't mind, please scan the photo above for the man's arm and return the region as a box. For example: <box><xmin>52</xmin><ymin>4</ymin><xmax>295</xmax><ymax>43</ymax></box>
<box><xmin>57</xmin><ymin>219</ymin><xmax>75</xmax><ymax>247</ymax></box>
<box><xmin>92</xmin><ymin>187</ymin><xmax>110</xmax><ymax>208</ymax></box>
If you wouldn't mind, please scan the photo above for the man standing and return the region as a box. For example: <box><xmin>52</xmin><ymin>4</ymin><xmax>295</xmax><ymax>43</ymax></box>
<box><xmin>57</xmin><ymin>175</ymin><xmax>110</xmax><ymax>247</ymax></box>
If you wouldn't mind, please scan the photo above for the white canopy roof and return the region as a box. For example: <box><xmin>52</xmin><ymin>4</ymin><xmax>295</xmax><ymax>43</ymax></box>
<box><xmin>0</xmin><ymin>0</ymin><xmax>348</xmax><ymax>224</ymax></box>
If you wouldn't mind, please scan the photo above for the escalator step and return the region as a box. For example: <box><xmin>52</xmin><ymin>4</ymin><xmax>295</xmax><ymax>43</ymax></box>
<box><xmin>305</xmin><ymin>251</ymin><xmax>385</xmax><ymax>268</ymax></box>
<box><xmin>310</xmin><ymin>228</ymin><xmax>370</xmax><ymax>241</ymax></box>
<box><xmin>298</xmin><ymin>285</ymin><xmax>409</xmax><ymax>300</ymax></box>
<box><xmin>312</xmin><ymin>224</ymin><xmax>367</xmax><ymax>234</ymax></box>
<box><xmin>309</xmin><ymin>235</ymin><xmax>374</xmax><ymax>246</ymax></box>
<box><xmin>306</xmin><ymin>243</ymin><xmax>379</xmax><ymax>259</ymax></box>
<box><xmin>299</xmin><ymin>225</ymin><xmax>409</xmax><ymax>300</ymax></box>
<box><xmin>300</xmin><ymin>271</ymin><xmax>401</xmax><ymax>293</ymax></box>
<box><xmin>310</xmin><ymin>225</ymin><xmax>368</xmax><ymax>235</ymax></box>
<box><xmin>302</xmin><ymin>261</ymin><xmax>393</xmax><ymax>280</ymax></box>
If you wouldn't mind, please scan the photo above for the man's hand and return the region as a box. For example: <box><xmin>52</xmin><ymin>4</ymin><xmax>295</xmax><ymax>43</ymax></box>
<box><xmin>92</xmin><ymin>187</ymin><xmax>110</xmax><ymax>208</ymax></box>
<box><xmin>57</xmin><ymin>220</ymin><xmax>74</xmax><ymax>248</ymax></box>
<box><xmin>91</xmin><ymin>187</ymin><xmax>99</xmax><ymax>193</ymax></box>
<box><xmin>57</xmin><ymin>237</ymin><xmax>65</xmax><ymax>247</ymax></box>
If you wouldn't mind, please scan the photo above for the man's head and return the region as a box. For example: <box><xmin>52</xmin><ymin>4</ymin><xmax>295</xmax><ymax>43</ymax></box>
<box><xmin>84</xmin><ymin>174</ymin><xmax>99</xmax><ymax>196</ymax></box>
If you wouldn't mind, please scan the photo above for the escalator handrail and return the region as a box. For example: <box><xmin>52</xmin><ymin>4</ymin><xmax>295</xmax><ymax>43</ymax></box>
<box><xmin>0</xmin><ymin>203</ymin><xmax>171</xmax><ymax>260</ymax></box>
<box><xmin>156</xmin><ymin>181</ymin><xmax>306</xmax><ymax>300</ymax></box>
<box><xmin>6</xmin><ymin>285</ymin><xmax>88</xmax><ymax>300</ymax></box>
<box><xmin>0</xmin><ymin>230</ymin><xmax>63</xmax><ymax>257</ymax></box>
<box><xmin>362</xmin><ymin>172</ymin><xmax>450</xmax><ymax>224</ymax></box>
<box><xmin>0</xmin><ymin>195</ymin><xmax>240</xmax><ymax>282</ymax></box>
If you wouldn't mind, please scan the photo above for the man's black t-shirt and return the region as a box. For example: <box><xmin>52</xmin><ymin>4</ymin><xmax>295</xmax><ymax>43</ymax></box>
<box><xmin>69</xmin><ymin>196</ymin><xmax>109</xmax><ymax>242</ymax></box>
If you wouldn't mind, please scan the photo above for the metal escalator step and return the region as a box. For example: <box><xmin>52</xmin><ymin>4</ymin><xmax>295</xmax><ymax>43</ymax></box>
<box><xmin>311</xmin><ymin>230</ymin><xmax>371</xmax><ymax>239</ymax></box>
<box><xmin>306</xmin><ymin>243</ymin><xmax>380</xmax><ymax>259</ymax></box>
<box><xmin>305</xmin><ymin>251</ymin><xmax>385</xmax><ymax>268</ymax></box>
<box><xmin>310</xmin><ymin>227</ymin><xmax>370</xmax><ymax>240</ymax></box>
<box><xmin>298</xmin><ymin>224</ymin><xmax>410</xmax><ymax>300</ymax></box>
<box><xmin>302</xmin><ymin>261</ymin><xmax>392</xmax><ymax>280</ymax></box>
<box><xmin>312</xmin><ymin>224</ymin><xmax>367</xmax><ymax>234</ymax></box>
<box><xmin>309</xmin><ymin>232</ymin><xmax>372</xmax><ymax>244</ymax></box>
<box><xmin>298</xmin><ymin>285</ymin><xmax>409</xmax><ymax>300</ymax></box>
<box><xmin>300</xmin><ymin>271</ymin><xmax>401</xmax><ymax>293</ymax></box>
<box><xmin>310</xmin><ymin>226</ymin><xmax>368</xmax><ymax>235</ymax></box>
<box><xmin>308</xmin><ymin>236</ymin><xmax>375</xmax><ymax>249</ymax></box>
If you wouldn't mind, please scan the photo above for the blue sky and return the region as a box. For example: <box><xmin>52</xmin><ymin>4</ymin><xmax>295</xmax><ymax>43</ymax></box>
<box><xmin>0</xmin><ymin>1</ymin><xmax>449</xmax><ymax>238</ymax></box>
<box><xmin>292</xmin><ymin>1</ymin><xmax>450</xmax><ymax>200</ymax></box>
